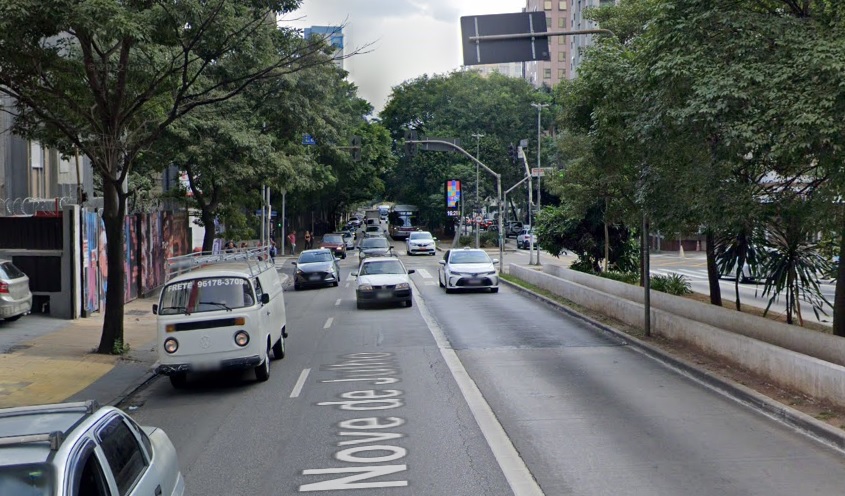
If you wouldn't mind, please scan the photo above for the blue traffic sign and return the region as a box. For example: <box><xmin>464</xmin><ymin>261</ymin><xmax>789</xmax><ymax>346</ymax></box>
<box><xmin>302</xmin><ymin>134</ymin><xmax>317</xmax><ymax>145</ymax></box>
<box><xmin>255</xmin><ymin>210</ymin><xmax>278</xmax><ymax>217</ymax></box>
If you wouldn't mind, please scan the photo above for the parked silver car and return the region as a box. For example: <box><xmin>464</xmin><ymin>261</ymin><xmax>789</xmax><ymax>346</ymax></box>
<box><xmin>0</xmin><ymin>259</ymin><xmax>32</xmax><ymax>322</ymax></box>
<box><xmin>0</xmin><ymin>400</ymin><xmax>184</xmax><ymax>495</ymax></box>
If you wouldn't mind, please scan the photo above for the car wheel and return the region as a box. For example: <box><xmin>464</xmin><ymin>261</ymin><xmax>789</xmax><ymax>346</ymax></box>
<box><xmin>272</xmin><ymin>336</ymin><xmax>285</xmax><ymax>360</ymax></box>
<box><xmin>169</xmin><ymin>373</ymin><xmax>187</xmax><ymax>389</ymax></box>
<box><xmin>490</xmin><ymin>287</ymin><xmax>499</xmax><ymax>293</ymax></box>
<box><xmin>438</xmin><ymin>278</ymin><xmax>444</xmax><ymax>288</ymax></box>
<box><xmin>333</xmin><ymin>281</ymin><xmax>339</xmax><ymax>287</ymax></box>
<box><xmin>294</xmin><ymin>283</ymin><xmax>301</xmax><ymax>291</ymax></box>
<box><xmin>445</xmin><ymin>287</ymin><xmax>453</xmax><ymax>294</ymax></box>
<box><xmin>406</xmin><ymin>250</ymin><xmax>411</xmax><ymax>256</ymax></box>
<box><xmin>255</xmin><ymin>351</ymin><xmax>270</xmax><ymax>382</ymax></box>
<box><xmin>342</xmin><ymin>254</ymin><xmax>346</xmax><ymax>259</ymax></box>
<box><xmin>356</xmin><ymin>301</ymin><xmax>365</xmax><ymax>310</ymax></box>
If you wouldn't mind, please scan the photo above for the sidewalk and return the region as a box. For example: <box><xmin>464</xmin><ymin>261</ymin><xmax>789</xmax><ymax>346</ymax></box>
<box><xmin>0</xmin><ymin>263</ymin><xmax>292</xmax><ymax>409</ymax></box>
<box><xmin>0</xmin><ymin>295</ymin><xmax>158</xmax><ymax>409</ymax></box>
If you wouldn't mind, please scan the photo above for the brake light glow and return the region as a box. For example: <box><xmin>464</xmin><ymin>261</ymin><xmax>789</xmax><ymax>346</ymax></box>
<box><xmin>0</xmin><ymin>282</ymin><xmax>8</xmax><ymax>294</ymax></box>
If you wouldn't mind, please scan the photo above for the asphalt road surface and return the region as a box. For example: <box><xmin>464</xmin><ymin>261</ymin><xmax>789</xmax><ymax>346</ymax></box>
<box><xmin>125</xmin><ymin>249</ymin><xmax>845</xmax><ymax>495</ymax></box>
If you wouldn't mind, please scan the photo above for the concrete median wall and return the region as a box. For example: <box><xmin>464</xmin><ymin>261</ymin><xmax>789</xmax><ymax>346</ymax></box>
<box><xmin>509</xmin><ymin>264</ymin><xmax>845</xmax><ymax>407</ymax></box>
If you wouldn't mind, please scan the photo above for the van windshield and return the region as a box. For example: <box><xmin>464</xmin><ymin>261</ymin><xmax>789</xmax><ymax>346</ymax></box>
<box><xmin>159</xmin><ymin>277</ymin><xmax>254</xmax><ymax>315</ymax></box>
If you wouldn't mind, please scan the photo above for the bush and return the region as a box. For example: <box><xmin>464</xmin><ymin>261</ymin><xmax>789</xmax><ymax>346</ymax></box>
<box><xmin>600</xmin><ymin>271</ymin><xmax>640</xmax><ymax>285</ymax></box>
<box><xmin>480</xmin><ymin>232</ymin><xmax>499</xmax><ymax>248</ymax></box>
<box><xmin>569</xmin><ymin>257</ymin><xmax>595</xmax><ymax>273</ymax></box>
<box><xmin>458</xmin><ymin>235</ymin><xmax>473</xmax><ymax>247</ymax></box>
<box><xmin>650</xmin><ymin>273</ymin><xmax>692</xmax><ymax>296</ymax></box>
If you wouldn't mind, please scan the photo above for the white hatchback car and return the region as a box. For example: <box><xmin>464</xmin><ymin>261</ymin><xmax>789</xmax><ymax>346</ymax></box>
<box><xmin>353</xmin><ymin>257</ymin><xmax>415</xmax><ymax>309</ymax></box>
<box><xmin>405</xmin><ymin>231</ymin><xmax>437</xmax><ymax>256</ymax></box>
<box><xmin>438</xmin><ymin>248</ymin><xmax>499</xmax><ymax>293</ymax></box>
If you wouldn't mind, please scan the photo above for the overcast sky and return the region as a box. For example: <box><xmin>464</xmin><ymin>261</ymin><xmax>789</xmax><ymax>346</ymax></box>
<box><xmin>280</xmin><ymin>0</ymin><xmax>526</xmax><ymax>116</ymax></box>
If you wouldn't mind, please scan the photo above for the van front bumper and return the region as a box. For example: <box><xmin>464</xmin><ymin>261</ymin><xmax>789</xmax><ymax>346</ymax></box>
<box><xmin>156</xmin><ymin>355</ymin><xmax>262</xmax><ymax>375</ymax></box>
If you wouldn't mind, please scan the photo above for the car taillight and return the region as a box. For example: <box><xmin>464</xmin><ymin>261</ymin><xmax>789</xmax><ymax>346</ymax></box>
<box><xmin>0</xmin><ymin>282</ymin><xmax>8</xmax><ymax>294</ymax></box>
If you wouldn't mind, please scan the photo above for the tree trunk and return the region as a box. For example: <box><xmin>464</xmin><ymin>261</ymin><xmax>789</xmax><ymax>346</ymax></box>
<box><xmin>832</xmin><ymin>221</ymin><xmax>845</xmax><ymax>336</ymax></box>
<box><xmin>705</xmin><ymin>230</ymin><xmax>722</xmax><ymax>306</ymax></box>
<box><xmin>201</xmin><ymin>208</ymin><xmax>217</xmax><ymax>253</ymax></box>
<box><xmin>734</xmin><ymin>276</ymin><xmax>741</xmax><ymax>311</ymax></box>
<box><xmin>603</xmin><ymin>198</ymin><xmax>609</xmax><ymax>272</ymax></box>
<box><xmin>97</xmin><ymin>179</ymin><xmax>127</xmax><ymax>354</ymax></box>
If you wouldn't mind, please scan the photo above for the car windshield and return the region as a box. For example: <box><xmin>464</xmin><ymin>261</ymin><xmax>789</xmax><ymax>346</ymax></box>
<box><xmin>0</xmin><ymin>463</ymin><xmax>54</xmax><ymax>495</ymax></box>
<box><xmin>0</xmin><ymin>262</ymin><xmax>25</xmax><ymax>279</ymax></box>
<box><xmin>360</xmin><ymin>260</ymin><xmax>405</xmax><ymax>275</ymax></box>
<box><xmin>298</xmin><ymin>251</ymin><xmax>333</xmax><ymax>263</ymax></box>
<box><xmin>365</xmin><ymin>226</ymin><xmax>380</xmax><ymax>232</ymax></box>
<box><xmin>159</xmin><ymin>277</ymin><xmax>254</xmax><ymax>314</ymax></box>
<box><xmin>409</xmin><ymin>232</ymin><xmax>432</xmax><ymax>240</ymax></box>
<box><xmin>450</xmin><ymin>251</ymin><xmax>491</xmax><ymax>264</ymax></box>
<box><xmin>361</xmin><ymin>239</ymin><xmax>389</xmax><ymax>249</ymax></box>
<box><xmin>323</xmin><ymin>235</ymin><xmax>343</xmax><ymax>244</ymax></box>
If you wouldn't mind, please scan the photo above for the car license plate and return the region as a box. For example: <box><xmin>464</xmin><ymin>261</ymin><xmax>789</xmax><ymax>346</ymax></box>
<box><xmin>309</xmin><ymin>275</ymin><xmax>320</xmax><ymax>281</ymax></box>
<box><xmin>376</xmin><ymin>292</ymin><xmax>392</xmax><ymax>299</ymax></box>
<box><xmin>468</xmin><ymin>278</ymin><xmax>482</xmax><ymax>285</ymax></box>
<box><xmin>193</xmin><ymin>359</ymin><xmax>218</xmax><ymax>372</ymax></box>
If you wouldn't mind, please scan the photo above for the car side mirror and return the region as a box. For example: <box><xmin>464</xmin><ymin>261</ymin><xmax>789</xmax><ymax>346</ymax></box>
<box><xmin>351</xmin><ymin>271</ymin><xmax>358</xmax><ymax>277</ymax></box>
<box><xmin>408</xmin><ymin>269</ymin><xmax>416</xmax><ymax>274</ymax></box>
<box><xmin>438</xmin><ymin>260</ymin><xmax>445</xmax><ymax>265</ymax></box>
<box><xmin>492</xmin><ymin>259</ymin><xmax>500</xmax><ymax>264</ymax></box>
<box><xmin>291</xmin><ymin>261</ymin><xmax>297</xmax><ymax>265</ymax></box>
<box><xmin>152</xmin><ymin>304</ymin><xmax>158</xmax><ymax>315</ymax></box>
<box><xmin>261</xmin><ymin>293</ymin><xmax>270</xmax><ymax>305</ymax></box>
<box><xmin>433</xmin><ymin>237</ymin><xmax>438</xmax><ymax>241</ymax></box>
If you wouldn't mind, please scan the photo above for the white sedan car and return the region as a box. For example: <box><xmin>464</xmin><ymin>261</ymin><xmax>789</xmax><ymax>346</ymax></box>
<box><xmin>353</xmin><ymin>257</ymin><xmax>416</xmax><ymax>309</ymax></box>
<box><xmin>405</xmin><ymin>231</ymin><xmax>437</xmax><ymax>256</ymax></box>
<box><xmin>438</xmin><ymin>248</ymin><xmax>499</xmax><ymax>293</ymax></box>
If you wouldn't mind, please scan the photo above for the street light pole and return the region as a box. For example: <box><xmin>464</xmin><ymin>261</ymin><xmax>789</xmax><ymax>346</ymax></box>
<box><xmin>472</xmin><ymin>132</ymin><xmax>485</xmax><ymax>248</ymax></box>
<box><xmin>531</xmin><ymin>102</ymin><xmax>548</xmax><ymax>265</ymax></box>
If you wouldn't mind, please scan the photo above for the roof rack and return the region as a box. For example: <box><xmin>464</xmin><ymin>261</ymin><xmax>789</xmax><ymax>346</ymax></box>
<box><xmin>0</xmin><ymin>431</ymin><xmax>65</xmax><ymax>451</ymax></box>
<box><xmin>166</xmin><ymin>247</ymin><xmax>275</xmax><ymax>281</ymax></box>
<box><xmin>0</xmin><ymin>400</ymin><xmax>99</xmax><ymax>420</ymax></box>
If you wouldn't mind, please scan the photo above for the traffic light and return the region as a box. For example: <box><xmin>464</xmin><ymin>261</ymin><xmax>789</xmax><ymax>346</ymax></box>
<box><xmin>508</xmin><ymin>144</ymin><xmax>516</xmax><ymax>163</ymax></box>
<box><xmin>403</xmin><ymin>129</ymin><xmax>418</xmax><ymax>158</ymax></box>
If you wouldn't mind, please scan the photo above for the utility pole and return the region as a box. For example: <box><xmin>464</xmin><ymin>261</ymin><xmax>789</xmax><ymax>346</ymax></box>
<box><xmin>472</xmin><ymin>132</ymin><xmax>485</xmax><ymax>248</ymax></box>
<box><xmin>531</xmin><ymin>102</ymin><xmax>548</xmax><ymax>265</ymax></box>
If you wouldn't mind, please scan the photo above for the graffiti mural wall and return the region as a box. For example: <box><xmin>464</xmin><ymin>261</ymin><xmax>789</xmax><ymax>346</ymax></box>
<box><xmin>81</xmin><ymin>210</ymin><xmax>189</xmax><ymax>313</ymax></box>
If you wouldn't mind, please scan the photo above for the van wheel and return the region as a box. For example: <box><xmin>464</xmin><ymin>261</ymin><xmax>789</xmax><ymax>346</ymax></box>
<box><xmin>273</xmin><ymin>336</ymin><xmax>285</xmax><ymax>360</ymax></box>
<box><xmin>255</xmin><ymin>351</ymin><xmax>270</xmax><ymax>382</ymax></box>
<box><xmin>169</xmin><ymin>373</ymin><xmax>187</xmax><ymax>389</ymax></box>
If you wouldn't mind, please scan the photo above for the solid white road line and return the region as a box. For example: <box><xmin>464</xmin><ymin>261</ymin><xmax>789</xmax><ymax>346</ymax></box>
<box><xmin>335</xmin><ymin>298</ymin><xmax>341</xmax><ymax>306</ymax></box>
<box><xmin>290</xmin><ymin>368</ymin><xmax>311</xmax><ymax>398</ymax></box>
<box><xmin>324</xmin><ymin>317</ymin><xmax>334</xmax><ymax>329</ymax></box>
<box><xmin>345</xmin><ymin>282</ymin><xmax>350</xmax><ymax>288</ymax></box>
<box><xmin>417</xmin><ymin>268</ymin><xmax>433</xmax><ymax>279</ymax></box>
<box><xmin>411</xmin><ymin>281</ymin><xmax>544</xmax><ymax>496</ymax></box>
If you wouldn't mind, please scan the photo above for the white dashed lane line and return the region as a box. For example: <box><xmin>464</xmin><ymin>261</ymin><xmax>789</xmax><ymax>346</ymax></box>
<box><xmin>290</xmin><ymin>368</ymin><xmax>310</xmax><ymax>398</ymax></box>
<box><xmin>324</xmin><ymin>317</ymin><xmax>334</xmax><ymax>329</ymax></box>
<box><xmin>335</xmin><ymin>299</ymin><xmax>341</xmax><ymax>306</ymax></box>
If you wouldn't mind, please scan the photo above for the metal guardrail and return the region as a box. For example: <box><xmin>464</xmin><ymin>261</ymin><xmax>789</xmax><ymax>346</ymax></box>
<box><xmin>165</xmin><ymin>248</ymin><xmax>274</xmax><ymax>281</ymax></box>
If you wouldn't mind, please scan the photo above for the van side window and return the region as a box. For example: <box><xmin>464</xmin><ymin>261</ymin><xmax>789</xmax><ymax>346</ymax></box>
<box><xmin>253</xmin><ymin>278</ymin><xmax>263</xmax><ymax>303</ymax></box>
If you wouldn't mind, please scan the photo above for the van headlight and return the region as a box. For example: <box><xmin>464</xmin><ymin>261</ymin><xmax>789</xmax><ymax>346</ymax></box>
<box><xmin>164</xmin><ymin>338</ymin><xmax>179</xmax><ymax>354</ymax></box>
<box><xmin>234</xmin><ymin>331</ymin><xmax>250</xmax><ymax>347</ymax></box>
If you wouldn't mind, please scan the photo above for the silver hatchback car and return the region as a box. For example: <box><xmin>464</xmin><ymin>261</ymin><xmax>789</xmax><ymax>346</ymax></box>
<box><xmin>0</xmin><ymin>400</ymin><xmax>184</xmax><ymax>496</ymax></box>
<box><xmin>0</xmin><ymin>259</ymin><xmax>32</xmax><ymax>322</ymax></box>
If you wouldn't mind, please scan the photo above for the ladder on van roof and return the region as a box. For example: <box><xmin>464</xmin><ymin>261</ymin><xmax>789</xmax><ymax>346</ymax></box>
<box><xmin>165</xmin><ymin>248</ymin><xmax>275</xmax><ymax>281</ymax></box>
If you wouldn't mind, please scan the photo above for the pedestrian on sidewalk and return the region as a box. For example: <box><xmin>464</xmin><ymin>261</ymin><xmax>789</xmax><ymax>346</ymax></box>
<box><xmin>269</xmin><ymin>240</ymin><xmax>277</xmax><ymax>262</ymax></box>
<box><xmin>304</xmin><ymin>230</ymin><xmax>313</xmax><ymax>250</ymax></box>
<box><xmin>287</xmin><ymin>230</ymin><xmax>296</xmax><ymax>256</ymax></box>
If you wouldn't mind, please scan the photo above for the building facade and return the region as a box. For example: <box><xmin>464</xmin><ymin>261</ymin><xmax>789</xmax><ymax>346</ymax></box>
<box><xmin>304</xmin><ymin>25</ymin><xmax>345</xmax><ymax>70</ymax></box>
<box><xmin>569</xmin><ymin>0</ymin><xmax>618</xmax><ymax>78</ymax></box>
<box><xmin>524</xmin><ymin>0</ymin><xmax>571</xmax><ymax>88</ymax></box>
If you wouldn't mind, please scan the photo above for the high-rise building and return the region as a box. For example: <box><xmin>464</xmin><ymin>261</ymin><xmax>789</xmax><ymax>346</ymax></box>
<box><xmin>304</xmin><ymin>25</ymin><xmax>344</xmax><ymax>70</ymax></box>
<box><xmin>524</xmin><ymin>0</ymin><xmax>571</xmax><ymax>88</ymax></box>
<box><xmin>570</xmin><ymin>0</ymin><xmax>617</xmax><ymax>78</ymax></box>
<box><xmin>466</xmin><ymin>62</ymin><xmax>525</xmax><ymax>79</ymax></box>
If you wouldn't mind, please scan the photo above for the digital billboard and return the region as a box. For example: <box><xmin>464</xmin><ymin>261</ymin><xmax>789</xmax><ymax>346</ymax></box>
<box><xmin>445</xmin><ymin>180</ymin><xmax>461</xmax><ymax>217</ymax></box>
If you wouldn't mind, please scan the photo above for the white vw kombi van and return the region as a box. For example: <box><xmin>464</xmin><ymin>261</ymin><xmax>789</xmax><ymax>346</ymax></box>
<box><xmin>153</xmin><ymin>249</ymin><xmax>286</xmax><ymax>388</ymax></box>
